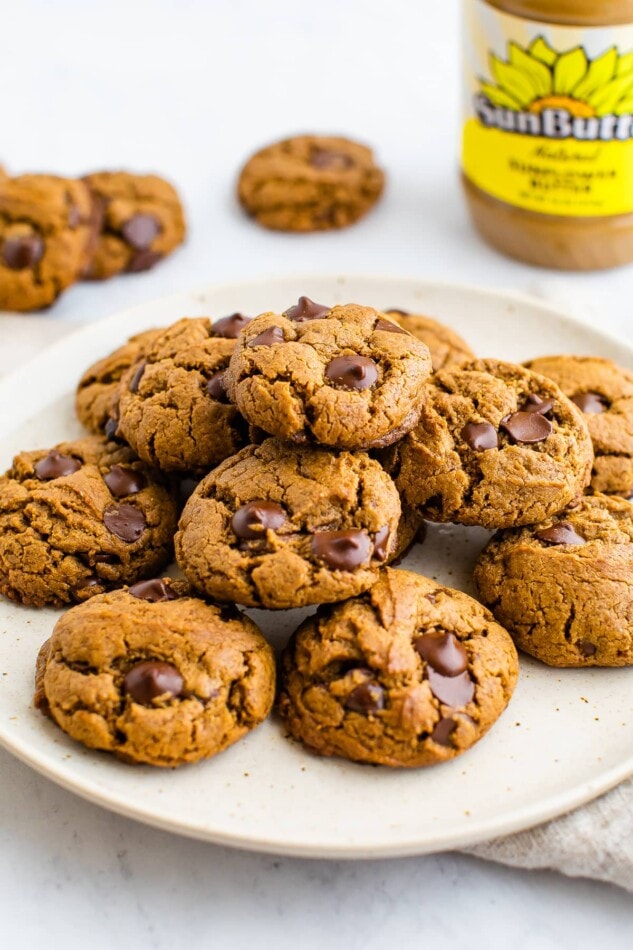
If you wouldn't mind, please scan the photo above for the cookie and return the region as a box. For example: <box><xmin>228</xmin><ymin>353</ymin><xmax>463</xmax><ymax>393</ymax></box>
<box><xmin>0</xmin><ymin>435</ymin><xmax>178</xmax><ymax>607</ymax></box>
<box><xmin>34</xmin><ymin>582</ymin><xmax>275</xmax><ymax>767</ymax></box>
<box><xmin>82</xmin><ymin>171</ymin><xmax>186</xmax><ymax>279</ymax></box>
<box><xmin>383</xmin><ymin>358</ymin><xmax>593</xmax><ymax>529</ymax></box>
<box><xmin>278</xmin><ymin>568</ymin><xmax>518</xmax><ymax>767</ymax></box>
<box><xmin>384</xmin><ymin>309</ymin><xmax>474</xmax><ymax>371</ymax></box>
<box><xmin>474</xmin><ymin>493</ymin><xmax>633</xmax><ymax>667</ymax></box>
<box><xmin>113</xmin><ymin>316</ymin><xmax>251</xmax><ymax>474</ymax></box>
<box><xmin>175</xmin><ymin>438</ymin><xmax>401</xmax><ymax>609</ymax></box>
<box><xmin>0</xmin><ymin>174</ymin><xmax>99</xmax><ymax>311</ymax></box>
<box><xmin>76</xmin><ymin>327</ymin><xmax>163</xmax><ymax>434</ymax></box>
<box><xmin>524</xmin><ymin>355</ymin><xmax>633</xmax><ymax>499</ymax></box>
<box><xmin>237</xmin><ymin>135</ymin><xmax>384</xmax><ymax>232</ymax></box>
<box><xmin>224</xmin><ymin>300</ymin><xmax>432</xmax><ymax>450</ymax></box>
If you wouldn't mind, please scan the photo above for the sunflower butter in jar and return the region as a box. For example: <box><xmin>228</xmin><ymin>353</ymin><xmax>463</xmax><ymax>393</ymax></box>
<box><xmin>462</xmin><ymin>0</ymin><xmax>633</xmax><ymax>269</ymax></box>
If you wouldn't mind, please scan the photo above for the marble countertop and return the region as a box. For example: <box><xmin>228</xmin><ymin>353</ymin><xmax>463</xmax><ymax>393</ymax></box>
<box><xmin>2</xmin><ymin>1</ymin><xmax>633</xmax><ymax>945</ymax></box>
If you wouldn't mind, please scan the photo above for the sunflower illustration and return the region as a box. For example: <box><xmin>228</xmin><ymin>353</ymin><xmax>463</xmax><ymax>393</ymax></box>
<box><xmin>480</xmin><ymin>36</ymin><xmax>633</xmax><ymax>117</ymax></box>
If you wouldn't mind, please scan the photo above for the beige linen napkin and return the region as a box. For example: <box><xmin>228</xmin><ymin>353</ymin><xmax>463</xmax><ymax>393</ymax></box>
<box><xmin>2</xmin><ymin>313</ymin><xmax>631</xmax><ymax>892</ymax></box>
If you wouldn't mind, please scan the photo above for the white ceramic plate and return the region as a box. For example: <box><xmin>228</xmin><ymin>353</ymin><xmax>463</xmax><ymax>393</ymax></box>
<box><xmin>2</xmin><ymin>275</ymin><xmax>633</xmax><ymax>859</ymax></box>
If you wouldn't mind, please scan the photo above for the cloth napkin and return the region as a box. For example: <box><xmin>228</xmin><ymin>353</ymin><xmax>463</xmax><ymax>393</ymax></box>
<box><xmin>2</xmin><ymin>314</ymin><xmax>632</xmax><ymax>893</ymax></box>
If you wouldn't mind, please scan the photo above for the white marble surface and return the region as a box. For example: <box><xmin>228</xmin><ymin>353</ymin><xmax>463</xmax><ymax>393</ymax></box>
<box><xmin>1</xmin><ymin>0</ymin><xmax>633</xmax><ymax>944</ymax></box>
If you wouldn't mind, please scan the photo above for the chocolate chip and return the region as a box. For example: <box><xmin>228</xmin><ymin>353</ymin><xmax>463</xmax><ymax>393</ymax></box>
<box><xmin>461</xmin><ymin>422</ymin><xmax>498</xmax><ymax>451</ymax></box>
<box><xmin>425</xmin><ymin>592</ymin><xmax>437</xmax><ymax>604</ymax></box>
<box><xmin>94</xmin><ymin>553</ymin><xmax>118</xmax><ymax>564</ymax></box>
<box><xmin>123</xmin><ymin>660</ymin><xmax>183</xmax><ymax>706</ymax></box>
<box><xmin>431</xmin><ymin>717</ymin><xmax>457</xmax><ymax>747</ymax></box>
<box><xmin>283</xmin><ymin>297</ymin><xmax>330</xmax><ymax>322</ymax></box>
<box><xmin>207</xmin><ymin>371</ymin><xmax>228</xmax><ymax>401</ymax></box>
<box><xmin>415</xmin><ymin>632</ymin><xmax>469</xmax><ymax>677</ymax></box>
<box><xmin>128</xmin><ymin>578</ymin><xmax>178</xmax><ymax>602</ymax></box>
<box><xmin>104</xmin><ymin>416</ymin><xmax>123</xmax><ymax>442</ymax></box>
<box><xmin>127</xmin><ymin>249</ymin><xmax>162</xmax><ymax>273</ymax></box>
<box><xmin>373</xmin><ymin>526</ymin><xmax>391</xmax><ymax>561</ymax></box>
<box><xmin>34</xmin><ymin>451</ymin><xmax>81</xmax><ymax>480</ymax></box>
<box><xmin>104</xmin><ymin>465</ymin><xmax>146</xmax><ymax>498</ymax></box>
<box><xmin>578</xmin><ymin>640</ymin><xmax>597</xmax><ymax>657</ymax></box>
<box><xmin>427</xmin><ymin>668</ymin><xmax>475</xmax><ymax>707</ymax></box>
<box><xmin>103</xmin><ymin>504</ymin><xmax>146</xmax><ymax>542</ymax></box>
<box><xmin>535</xmin><ymin>522</ymin><xmax>586</xmax><ymax>546</ymax></box>
<box><xmin>231</xmin><ymin>501</ymin><xmax>287</xmax><ymax>539</ymax></box>
<box><xmin>386</xmin><ymin>308</ymin><xmax>409</xmax><ymax>316</ymax></box>
<box><xmin>325</xmin><ymin>356</ymin><xmax>379</xmax><ymax>390</ymax></box>
<box><xmin>310</xmin><ymin>149</ymin><xmax>355</xmax><ymax>170</ymax></box>
<box><xmin>374</xmin><ymin>317</ymin><xmax>408</xmax><ymax>334</ymax></box>
<box><xmin>248</xmin><ymin>326</ymin><xmax>285</xmax><ymax>347</ymax></box>
<box><xmin>121</xmin><ymin>213</ymin><xmax>161</xmax><ymax>250</ymax></box>
<box><xmin>500</xmin><ymin>411</ymin><xmax>552</xmax><ymax>444</ymax></box>
<box><xmin>571</xmin><ymin>392</ymin><xmax>608</xmax><ymax>414</ymax></box>
<box><xmin>522</xmin><ymin>394</ymin><xmax>554</xmax><ymax>416</ymax></box>
<box><xmin>73</xmin><ymin>576</ymin><xmax>102</xmax><ymax>594</ymax></box>
<box><xmin>311</xmin><ymin>529</ymin><xmax>373</xmax><ymax>571</ymax></box>
<box><xmin>2</xmin><ymin>233</ymin><xmax>45</xmax><ymax>270</ymax></box>
<box><xmin>345</xmin><ymin>681</ymin><xmax>385</xmax><ymax>714</ymax></box>
<box><xmin>212</xmin><ymin>313</ymin><xmax>250</xmax><ymax>338</ymax></box>
<box><xmin>129</xmin><ymin>360</ymin><xmax>147</xmax><ymax>393</ymax></box>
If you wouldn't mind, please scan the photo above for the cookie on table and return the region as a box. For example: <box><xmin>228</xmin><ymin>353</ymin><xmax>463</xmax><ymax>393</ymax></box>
<box><xmin>0</xmin><ymin>435</ymin><xmax>178</xmax><ymax>607</ymax></box>
<box><xmin>34</xmin><ymin>582</ymin><xmax>275</xmax><ymax>767</ymax></box>
<box><xmin>76</xmin><ymin>327</ymin><xmax>163</xmax><ymax>434</ymax></box>
<box><xmin>474</xmin><ymin>493</ymin><xmax>633</xmax><ymax>668</ymax></box>
<box><xmin>384</xmin><ymin>309</ymin><xmax>474</xmax><ymax>371</ymax></box>
<box><xmin>237</xmin><ymin>134</ymin><xmax>384</xmax><ymax>232</ymax></box>
<box><xmin>175</xmin><ymin>438</ymin><xmax>401</xmax><ymax>609</ymax></box>
<box><xmin>0</xmin><ymin>174</ymin><xmax>100</xmax><ymax>311</ymax></box>
<box><xmin>524</xmin><ymin>355</ymin><xmax>633</xmax><ymax>499</ymax></box>
<box><xmin>279</xmin><ymin>568</ymin><xmax>518</xmax><ymax>767</ymax></box>
<box><xmin>82</xmin><ymin>171</ymin><xmax>185</xmax><ymax>279</ymax></box>
<box><xmin>382</xmin><ymin>358</ymin><xmax>593</xmax><ymax>529</ymax></box>
<box><xmin>112</xmin><ymin>315</ymin><xmax>251</xmax><ymax>474</ymax></box>
<box><xmin>224</xmin><ymin>299</ymin><xmax>432</xmax><ymax>450</ymax></box>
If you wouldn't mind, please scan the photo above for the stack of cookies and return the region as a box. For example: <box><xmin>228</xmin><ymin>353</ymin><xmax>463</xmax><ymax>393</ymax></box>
<box><xmin>4</xmin><ymin>296</ymin><xmax>631</xmax><ymax>771</ymax></box>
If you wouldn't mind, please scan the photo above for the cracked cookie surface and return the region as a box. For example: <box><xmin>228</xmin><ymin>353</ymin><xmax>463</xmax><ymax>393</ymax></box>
<box><xmin>278</xmin><ymin>568</ymin><xmax>519</xmax><ymax>767</ymax></box>
<box><xmin>382</xmin><ymin>358</ymin><xmax>593</xmax><ymax>529</ymax></box>
<box><xmin>474</xmin><ymin>493</ymin><xmax>633</xmax><ymax>667</ymax></box>
<box><xmin>525</xmin><ymin>355</ymin><xmax>633</xmax><ymax>499</ymax></box>
<box><xmin>34</xmin><ymin>582</ymin><xmax>275</xmax><ymax>767</ymax></box>
<box><xmin>224</xmin><ymin>301</ymin><xmax>432</xmax><ymax>449</ymax></box>
<box><xmin>114</xmin><ymin>316</ymin><xmax>250</xmax><ymax>474</ymax></box>
<box><xmin>83</xmin><ymin>171</ymin><xmax>185</xmax><ymax>279</ymax></box>
<box><xmin>384</xmin><ymin>309</ymin><xmax>474</xmax><ymax>371</ymax></box>
<box><xmin>0</xmin><ymin>435</ymin><xmax>178</xmax><ymax>607</ymax></box>
<box><xmin>237</xmin><ymin>135</ymin><xmax>384</xmax><ymax>231</ymax></box>
<box><xmin>175</xmin><ymin>438</ymin><xmax>401</xmax><ymax>609</ymax></box>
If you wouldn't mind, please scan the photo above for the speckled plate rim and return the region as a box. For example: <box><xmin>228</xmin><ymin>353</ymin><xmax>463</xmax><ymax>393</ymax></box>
<box><xmin>1</xmin><ymin>273</ymin><xmax>633</xmax><ymax>860</ymax></box>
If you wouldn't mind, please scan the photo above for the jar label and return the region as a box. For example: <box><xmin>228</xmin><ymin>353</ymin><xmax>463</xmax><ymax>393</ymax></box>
<box><xmin>462</xmin><ymin>0</ymin><xmax>633</xmax><ymax>216</ymax></box>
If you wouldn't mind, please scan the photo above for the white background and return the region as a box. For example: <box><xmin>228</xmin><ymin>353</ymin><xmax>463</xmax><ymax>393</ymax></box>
<box><xmin>1</xmin><ymin>0</ymin><xmax>633</xmax><ymax>946</ymax></box>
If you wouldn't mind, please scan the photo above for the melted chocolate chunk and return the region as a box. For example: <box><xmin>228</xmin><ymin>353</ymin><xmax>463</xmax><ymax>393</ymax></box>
<box><xmin>386</xmin><ymin>308</ymin><xmax>408</xmax><ymax>316</ymax></box>
<box><xmin>283</xmin><ymin>297</ymin><xmax>330</xmax><ymax>322</ymax></box>
<box><xmin>415</xmin><ymin>632</ymin><xmax>468</xmax><ymax>677</ymax></box>
<box><xmin>121</xmin><ymin>213</ymin><xmax>161</xmax><ymax>250</ymax></box>
<box><xmin>2</xmin><ymin>233</ymin><xmax>45</xmax><ymax>270</ymax></box>
<box><xmin>535</xmin><ymin>522</ymin><xmax>586</xmax><ymax>546</ymax></box>
<box><xmin>461</xmin><ymin>421</ymin><xmax>498</xmax><ymax>451</ymax></box>
<box><xmin>522</xmin><ymin>394</ymin><xmax>554</xmax><ymax>416</ymax></box>
<box><xmin>374</xmin><ymin>317</ymin><xmax>408</xmax><ymax>334</ymax></box>
<box><xmin>311</xmin><ymin>529</ymin><xmax>373</xmax><ymax>571</ymax></box>
<box><xmin>123</xmin><ymin>660</ymin><xmax>183</xmax><ymax>706</ymax></box>
<box><xmin>345</xmin><ymin>681</ymin><xmax>385</xmax><ymax>714</ymax></box>
<box><xmin>310</xmin><ymin>149</ymin><xmax>355</xmax><ymax>170</ymax></box>
<box><xmin>571</xmin><ymin>392</ymin><xmax>608</xmax><ymax>414</ymax></box>
<box><xmin>427</xmin><ymin>668</ymin><xmax>475</xmax><ymax>707</ymax></box>
<box><xmin>34</xmin><ymin>451</ymin><xmax>81</xmax><ymax>480</ymax></box>
<box><xmin>373</xmin><ymin>526</ymin><xmax>391</xmax><ymax>561</ymax></box>
<box><xmin>212</xmin><ymin>313</ymin><xmax>250</xmax><ymax>338</ymax></box>
<box><xmin>207</xmin><ymin>371</ymin><xmax>228</xmax><ymax>401</ymax></box>
<box><xmin>128</xmin><ymin>249</ymin><xmax>162</xmax><ymax>272</ymax></box>
<box><xmin>128</xmin><ymin>360</ymin><xmax>147</xmax><ymax>393</ymax></box>
<box><xmin>128</xmin><ymin>578</ymin><xmax>178</xmax><ymax>602</ymax></box>
<box><xmin>325</xmin><ymin>355</ymin><xmax>379</xmax><ymax>390</ymax></box>
<box><xmin>104</xmin><ymin>465</ymin><xmax>146</xmax><ymax>498</ymax></box>
<box><xmin>231</xmin><ymin>501</ymin><xmax>287</xmax><ymax>539</ymax></box>
<box><xmin>578</xmin><ymin>640</ymin><xmax>597</xmax><ymax>657</ymax></box>
<box><xmin>73</xmin><ymin>576</ymin><xmax>102</xmax><ymax>595</ymax></box>
<box><xmin>431</xmin><ymin>717</ymin><xmax>457</xmax><ymax>747</ymax></box>
<box><xmin>500</xmin><ymin>411</ymin><xmax>552</xmax><ymax>444</ymax></box>
<box><xmin>104</xmin><ymin>416</ymin><xmax>121</xmax><ymax>441</ymax></box>
<box><xmin>248</xmin><ymin>326</ymin><xmax>285</xmax><ymax>347</ymax></box>
<box><xmin>103</xmin><ymin>504</ymin><xmax>146</xmax><ymax>542</ymax></box>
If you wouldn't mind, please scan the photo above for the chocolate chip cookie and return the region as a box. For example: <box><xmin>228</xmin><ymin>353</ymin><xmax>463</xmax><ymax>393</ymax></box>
<box><xmin>113</xmin><ymin>316</ymin><xmax>251</xmax><ymax>474</ymax></box>
<box><xmin>278</xmin><ymin>568</ymin><xmax>518</xmax><ymax>767</ymax></box>
<box><xmin>34</xmin><ymin>582</ymin><xmax>275</xmax><ymax>767</ymax></box>
<box><xmin>383</xmin><ymin>359</ymin><xmax>593</xmax><ymax>529</ymax></box>
<box><xmin>384</xmin><ymin>309</ymin><xmax>474</xmax><ymax>371</ymax></box>
<box><xmin>237</xmin><ymin>135</ymin><xmax>384</xmax><ymax>232</ymax></box>
<box><xmin>525</xmin><ymin>355</ymin><xmax>633</xmax><ymax>499</ymax></box>
<box><xmin>224</xmin><ymin>300</ymin><xmax>432</xmax><ymax>450</ymax></box>
<box><xmin>0</xmin><ymin>436</ymin><xmax>178</xmax><ymax>607</ymax></box>
<box><xmin>474</xmin><ymin>493</ymin><xmax>633</xmax><ymax>667</ymax></box>
<box><xmin>82</xmin><ymin>171</ymin><xmax>186</xmax><ymax>279</ymax></box>
<box><xmin>0</xmin><ymin>174</ymin><xmax>99</xmax><ymax>311</ymax></box>
<box><xmin>175</xmin><ymin>438</ymin><xmax>401</xmax><ymax>609</ymax></box>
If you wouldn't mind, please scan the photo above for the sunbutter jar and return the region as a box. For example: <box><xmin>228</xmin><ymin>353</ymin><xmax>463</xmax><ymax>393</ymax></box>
<box><xmin>462</xmin><ymin>0</ymin><xmax>633</xmax><ymax>269</ymax></box>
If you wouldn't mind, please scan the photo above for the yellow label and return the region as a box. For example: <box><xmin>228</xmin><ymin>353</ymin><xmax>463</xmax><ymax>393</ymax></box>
<box><xmin>462</xmin><ymin>0</ymin><xmax>633</xmax><ymax>217</ymax></box>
